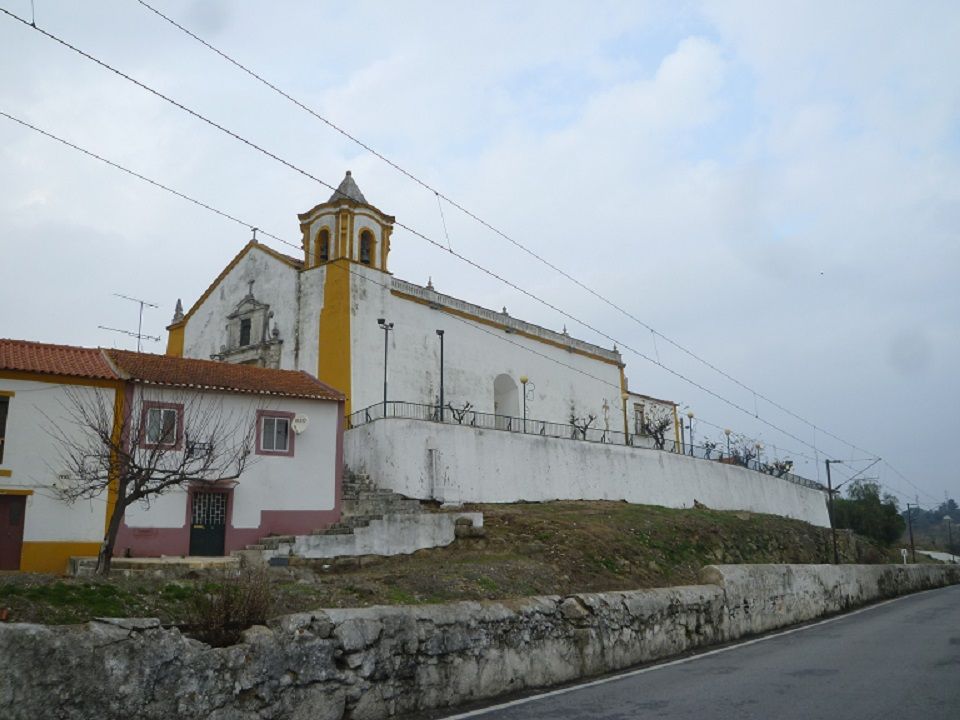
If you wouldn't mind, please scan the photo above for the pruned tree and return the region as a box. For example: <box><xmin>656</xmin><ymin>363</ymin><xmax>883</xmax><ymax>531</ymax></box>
<box><xmin>730</xmin><ymin>436</ymin><xmax>758</xmax><ymax>468</ymax></box>
<box><xmin>702</xmin><ymin>439</ymin><xmax>718</xmax><ymax>459</ymax></box>
<box><xmin>45</xmin><ymin>385</ymin><xmax>257</xmax><ymax>575</ymax></box>
<box><xmin>447</xmin><ymin>401</ymin><xmax>473</xmax><ymax>424</ymax></box>
<box><xmin>639</xmin><ymin>406</ymin><xmax>672</xmax><ymax>450</ymax></box>
<box><xmin>764</xmin><ymin>459</ymin><xmax>794</xmax><ymax>478</ymax></box>
<box><xmin>570</xmin><ymin>413</ymin><xmax>596</xmax><ymax>440</ymax></box>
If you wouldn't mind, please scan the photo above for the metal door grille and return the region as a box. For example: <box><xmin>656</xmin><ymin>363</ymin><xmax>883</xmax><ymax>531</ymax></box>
<box><xmin>192</xmin><ymin>492</ymin><xmax>226</xmax><ymax>526</ymax></box>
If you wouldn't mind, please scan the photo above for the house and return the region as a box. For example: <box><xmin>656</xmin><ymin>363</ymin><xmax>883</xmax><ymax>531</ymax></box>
<box><xmin>0</xmin><ymin>339</ymin><xmax>343</xmax><ymax>572</ymax></box>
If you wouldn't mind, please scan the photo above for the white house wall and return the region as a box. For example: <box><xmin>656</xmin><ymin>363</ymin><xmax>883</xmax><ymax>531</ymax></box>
<box><xmin>344</xmin><ymin>420</ymin><xmax>831</xmax><ymax>527</ymax></box>
<box><xmin>0</xmin><ymin>379</ymin><xmax>114</xmax><ymax>571</ymax></box>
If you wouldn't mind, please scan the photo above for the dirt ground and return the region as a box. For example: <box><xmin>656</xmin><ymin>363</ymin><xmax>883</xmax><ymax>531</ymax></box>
<box><xmin>0</xmin><ymin>500</ymin><xmax>897</xmax><ymax>627</ymax></box>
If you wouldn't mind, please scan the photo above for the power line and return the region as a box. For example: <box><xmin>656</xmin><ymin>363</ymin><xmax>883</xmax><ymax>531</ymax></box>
<box><xmin>0</xmin><ymin>10</ymin><xmax>918</xmax><ymax>482</ymax></box>
<box><xmin>134</xmin><ymin>0</ymin><xmax>879</xmax><ymax>463</ymax></box>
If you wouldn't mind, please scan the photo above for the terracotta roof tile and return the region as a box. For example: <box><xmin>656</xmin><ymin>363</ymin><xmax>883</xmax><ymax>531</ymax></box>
<box><xmin>0</xmin><ymin>339</ymin><xmax>116</xmax><ymax>380</ymax></box>
<box><xmin>105</xmin><ymin>350</ymin><xmax>343</xmax><ymax>402</ymax></box>
<box><xmin>0</xmin><ymin>339</ymin><xmax>342</xmax><ymax>402</ymax></box>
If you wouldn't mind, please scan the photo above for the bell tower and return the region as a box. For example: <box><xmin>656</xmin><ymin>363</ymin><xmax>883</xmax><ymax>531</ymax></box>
<box><xmin>298</xmin><ymin>171</ymin><xmax>395</xmax><ymax>272</ymax></box>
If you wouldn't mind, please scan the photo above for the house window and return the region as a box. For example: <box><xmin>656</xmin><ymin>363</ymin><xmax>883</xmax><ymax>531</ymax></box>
<box><xmin>141</xmin><ymin>403</ymin><xmax>183</xmax><ymax>449</ymax></box>
<box><xmin>0</xmin><ymin>395</ymin><xmax>9</xmax><ymax>464</ymax></box>
<box><xmin>256</xmin><ymin>410</ymin><xmax>295</xmax><ymax>457</ymax></box>
<box><xmin>239</xmin><ymin>318</ymin><xmax>252</xmax><ymax>347</ymax></box>
<box><xmin>319</xmin><ymin>228</ymin><xmax>330</xmax><ymax>262</ymax></box>
<box><xmin>359</xmin><ymin>230</ymin><xmax>374</xmax><ymax>265</ymax></box>
<box><xmin>634</xmin><ymin>403</ymin><xmax>645</xmax><ymax>436</ymax></box>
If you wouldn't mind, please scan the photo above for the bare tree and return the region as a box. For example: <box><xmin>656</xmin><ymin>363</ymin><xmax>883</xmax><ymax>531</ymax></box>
<box><xmin>570</xmin><ymin>413</ymin><xmax>597</xmax><ymax>440</ymax></box>
<box><xmin>639</xmin><ymin>406</ymin><xmax>673</xmax><ymax>450</ymax></box>
<box><xmin>45</xmin><ymin>386</ymin><xmax>257</xmax><ymax>575</ymax></box>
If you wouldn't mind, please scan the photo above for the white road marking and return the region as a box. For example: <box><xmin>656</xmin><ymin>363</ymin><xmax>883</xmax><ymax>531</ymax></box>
<box><xmin>441</xmin><ymin>585</ymin><xmax>953</xmax><ymax>719</ymax></box>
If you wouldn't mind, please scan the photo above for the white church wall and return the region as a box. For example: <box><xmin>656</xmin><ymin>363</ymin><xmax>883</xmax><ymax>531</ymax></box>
<box><xmin>344</xmin><ymin>420</ymin><xmax>831</xmax><ymax>527</ymax></box>
<box><xmin>347</xmin><ymin>267</ymin><xmax>627</xmax><ymax>432</ymax></box>
<box><xmin>297</xmin><ymin>264</ymin><xmax>328</xmax><ymax>377</ymax></box>
<box><xmin>181</xmin><ymin>247</ymin><xmax>300</xmax><ymax>369</ymax></box>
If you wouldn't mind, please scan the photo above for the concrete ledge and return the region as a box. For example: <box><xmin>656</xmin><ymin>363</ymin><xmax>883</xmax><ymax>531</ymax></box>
<box><xmin>1</xmin><ymin>564</ymin><xmax>957</xmax><ymax>719</ymax></box>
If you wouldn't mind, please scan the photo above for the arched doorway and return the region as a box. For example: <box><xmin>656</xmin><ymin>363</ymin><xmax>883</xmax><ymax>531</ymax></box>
<box><xmin>493</xmin><ymin>374</ymin><xmax>519</xmax><ymax>430</ymax></box>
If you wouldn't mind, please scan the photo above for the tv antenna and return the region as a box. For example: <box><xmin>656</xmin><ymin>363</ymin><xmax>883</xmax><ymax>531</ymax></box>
<box><xmin>99</xmin><ymin>293</ymin><xmax>160</xmax><ymax>352</ymax></box>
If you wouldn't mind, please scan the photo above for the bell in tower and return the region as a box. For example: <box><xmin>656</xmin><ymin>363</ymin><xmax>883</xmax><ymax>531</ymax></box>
<box><xmin>298</xmin><ymin>171</ymin><xmax>395</xmax><ymax>272</ymax></box>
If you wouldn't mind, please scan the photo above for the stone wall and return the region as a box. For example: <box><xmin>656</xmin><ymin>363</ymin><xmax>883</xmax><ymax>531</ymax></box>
<box><xmin>1</xmin><ymin>564</ymin><xmax>957</xmax><ymax>720</ymax></box>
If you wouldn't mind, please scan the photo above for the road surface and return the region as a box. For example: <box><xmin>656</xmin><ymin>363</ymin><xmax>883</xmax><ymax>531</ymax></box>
<box><xmin>444</xmin><ymin>584</ymin><xmax>960</xmax><ymax>720</ymax></box>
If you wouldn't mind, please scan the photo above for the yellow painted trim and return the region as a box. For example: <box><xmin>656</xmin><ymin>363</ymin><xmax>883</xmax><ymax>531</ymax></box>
<box><xmin>0</xmin><ymin>470</ymin><xmax>12</xmax><ymax>478</ymax></box>
<box><xmin>0</xmin><ymin>389</ymin><xmax>15</xmax><ymax>397</ymax></box>
<box><xmin>165</xmin><ymin>325</ymin><xmax>184</xmax><ymax>357</ymax></box>
<box><xmin>339</xmin><ymin>210</ymin><xmax>350</xmax><ymax>260</ymax></box>
<box><xmin>104</xmin><ymin>387</ymin><xmax>125</xmax><ymax>535</ymax></box>
<box><xmin>0</xmin><ymin>486</ymin><xmax>30</xmax><ymax>494</ymax></box>
<box><xmin>20</xmin><ymin>541</ymin><xmax>101</xmax><ymax>574</ymax></box>
<box><xmin>381</xmin><ymin>224</ymin><xmax>391</xmax><ymax>271</ymax></box>
<box><xmin>0</xmin><ymin>370</ymin><xmax>120</xmax><ymax>390</ymax></box>
<box><xmin>672</xmin><ymin>405</ymin><xmax>681</xmax><ymax>452</ymax></box>
<box><xmin>317</xmin><ymin>260</ymin><xmax>352</xmax><ymax>415</ymax></box>
<box><xmin>392</xmin><ymin>290</ymin><xmax>623</xmax><ymax>367</ymax></box>
<box><xmin>348</xmin><ymin>213</ymin><xmax>356</xmax><ymax>260</ymax></box>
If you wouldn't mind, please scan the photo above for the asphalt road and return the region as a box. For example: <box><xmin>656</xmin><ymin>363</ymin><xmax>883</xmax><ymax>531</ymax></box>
<box><xmin>444</xmin><ymin>584</ymin><xmax>960</xmax><ymax>720</ymax></box>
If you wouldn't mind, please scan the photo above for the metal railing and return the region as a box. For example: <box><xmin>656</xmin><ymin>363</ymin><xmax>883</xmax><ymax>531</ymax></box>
<box><xmin>347</xmin><ymin>401</ymin><xmax>826</xmax><ymax>492</ymax></box>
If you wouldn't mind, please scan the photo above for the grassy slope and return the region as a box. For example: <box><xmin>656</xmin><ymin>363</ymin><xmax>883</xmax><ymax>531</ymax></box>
<box><xmin>0</xmin><ymin>500</ymin><xmax>892</xmax><ymax>625</ymax></box>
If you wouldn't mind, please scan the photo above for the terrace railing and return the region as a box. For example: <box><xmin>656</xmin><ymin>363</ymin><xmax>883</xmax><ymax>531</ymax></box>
<box><xmin>347</xmin><ymin>401</ymin><xmax>825</xmax><ymax>492</ymax></box>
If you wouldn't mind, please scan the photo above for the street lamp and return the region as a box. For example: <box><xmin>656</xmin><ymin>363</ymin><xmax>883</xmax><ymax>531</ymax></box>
<box><xmin>377</xmin><ymin>318</ymin><xmax>393</xmax><ymax>417</ymax></box>
<box><xmin>621</xmin><ymin>392</ymin><xmax>630</xmax><ymax>446</ymax></box>
<box><xmin>520</xmin><ymin>375</ymin><xmax>529</xmax><ymax>433</ymax></box>
<box><xmin>944</xmin><ymin>516</ymin><xmax>955</xmax><ymax>564</ymax></box>
<box><xmin>436</xmin><ymin>329</ymin><xmax>445</xmax><ymax>421</ymax></box>
<box><xmin>755</xmin><ymin>442</ymin><xmax>763</xmax><ymax>468</ymax></box>
<box><xmin>686</xmin><ymin>411</ymin><xmax>695</xmax><ymax>456</ymax></box>
<box><xmin>724</xmin><ymin>428</ymin><xmax>732</xmax><ymax>457</ymax></box>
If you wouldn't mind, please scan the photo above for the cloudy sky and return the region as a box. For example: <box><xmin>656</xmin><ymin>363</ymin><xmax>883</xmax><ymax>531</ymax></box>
<box><xmin>1</xmin><ymin>1</ymin><xmax>957</xmax><ymax>504</ymax></box>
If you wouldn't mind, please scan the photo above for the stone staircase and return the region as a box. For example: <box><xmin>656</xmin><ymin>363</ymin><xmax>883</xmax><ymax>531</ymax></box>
<box><xmin>239</xmin><ymin>470</ymin><xmax>482</xmax><ymax>564</ymax></box>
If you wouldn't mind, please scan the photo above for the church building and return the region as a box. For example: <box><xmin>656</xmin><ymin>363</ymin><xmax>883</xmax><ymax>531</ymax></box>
<box><xmin>165</xmin><ymin>172</ymin><xmax>674</xmax><ymax>442</ymax></box>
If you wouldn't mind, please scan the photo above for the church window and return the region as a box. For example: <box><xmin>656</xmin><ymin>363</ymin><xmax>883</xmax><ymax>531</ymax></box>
<box><xmin>319</xmin><ymin>228</ymin><xmax>330</xmax><ymax>263</ymax></box>
<box><xmin>239</xmin><ymin>318</ymin><xmax>252</xmax><ymax>347</ymax></box>
<box><xmin>634</xmin><ymin>403</ymin><xmax>645</xmax><ymax>435</ymax></box>
<box><xmin>360</xmin><ymin>230</ymin><xmax>374</xmax><ymax>265</ymax></box>
<box><xmin>257</xmin><ymin>410</ymin><xmax>295</xmax><ymax>456</ymax></box>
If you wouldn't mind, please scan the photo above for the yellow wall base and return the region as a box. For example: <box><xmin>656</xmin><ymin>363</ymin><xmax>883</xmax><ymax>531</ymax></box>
<box><xmin>19</xmin><ymin>542</ymin><xmax>101</xmax><ymax>574</ymax></box>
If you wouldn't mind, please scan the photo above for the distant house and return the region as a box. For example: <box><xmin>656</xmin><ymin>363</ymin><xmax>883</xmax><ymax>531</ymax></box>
<box><xmin>0</xmin><ymin>339</ymin><xmax>343</xmax><ymax>573</ymax></box>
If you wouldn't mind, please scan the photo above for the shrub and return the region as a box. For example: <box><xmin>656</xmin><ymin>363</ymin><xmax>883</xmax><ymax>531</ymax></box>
<box><xmin>187</xmin><ymin>569</ymin><xmax>273</xmax><ymax>646</ymax></box>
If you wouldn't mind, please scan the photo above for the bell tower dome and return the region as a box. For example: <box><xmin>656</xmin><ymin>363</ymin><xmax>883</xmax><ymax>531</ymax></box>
<box><xmin>298</xmin><ymin>171</ymin><xmax>395</xmax><ymax>272</ymax></box>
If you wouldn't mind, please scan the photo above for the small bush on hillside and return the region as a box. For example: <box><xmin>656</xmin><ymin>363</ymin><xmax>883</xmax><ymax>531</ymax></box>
<box><xmin>186</xmin><ymin>569</ymin><xmax>273</xmax><ymax>646</ymax></box>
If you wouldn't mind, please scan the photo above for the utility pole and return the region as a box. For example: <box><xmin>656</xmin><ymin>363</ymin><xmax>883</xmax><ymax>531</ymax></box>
<box><xmin>825</xmin><ymin>459</ymin><xmax>841</xmax><ymax>564</ymax></box>
<box><xmin>906</xmin><ymin>503</ymin><xmax>916</xmax><ymax>563</ymax></box>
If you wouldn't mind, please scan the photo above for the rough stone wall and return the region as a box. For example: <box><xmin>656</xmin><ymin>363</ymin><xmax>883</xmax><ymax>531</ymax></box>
<box><xmin>1</xmin><ymin>565</ymin><xmax>957</xmax><ymax>720</ymax></box>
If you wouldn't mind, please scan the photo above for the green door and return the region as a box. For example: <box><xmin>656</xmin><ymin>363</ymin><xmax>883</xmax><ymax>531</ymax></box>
<box><xmin>189</xmin><ymin>491</ymin><xmax>227</xmax><ymax>556</ymax></box>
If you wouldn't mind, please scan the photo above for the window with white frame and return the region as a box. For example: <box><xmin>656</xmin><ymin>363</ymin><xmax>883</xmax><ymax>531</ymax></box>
<box><xmin>142</xmin><ymin>404</ymin><xmax>181</xmax><ymax>448</ymax></box>
<box><xmin>257</xmin><ymin>411</ymin><xmax>294</xmax><ymax>456</ymax></box>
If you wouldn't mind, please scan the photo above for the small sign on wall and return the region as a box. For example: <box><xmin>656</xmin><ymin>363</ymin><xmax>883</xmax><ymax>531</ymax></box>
<box><xmin>291</xmin><ymin>414</ymin><xmax>309</xmax><ymax>434</ymax></box>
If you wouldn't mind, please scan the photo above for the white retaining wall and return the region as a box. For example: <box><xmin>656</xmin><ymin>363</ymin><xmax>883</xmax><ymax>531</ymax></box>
<box><xmin>345</xmin><ymin>419</ymin><xmax>831</xmax><ymax>527</ymax></box>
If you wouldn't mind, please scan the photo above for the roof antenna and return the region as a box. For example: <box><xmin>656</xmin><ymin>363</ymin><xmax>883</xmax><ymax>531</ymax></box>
<box><xmin>30</xmin><ymin>0</ymin><xmax>35</xmax><ymax>27</ymax></box>
<box><xmin>98</xmin><ymin>293</ymin><xmax>160</xmax><ymax>352</ymax></box>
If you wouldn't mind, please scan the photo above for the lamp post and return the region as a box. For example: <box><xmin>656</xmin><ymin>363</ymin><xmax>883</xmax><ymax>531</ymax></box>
<box><xmin>724</xmin><ymin>428</ymin><xmax>732</xmax><ymax>457</ymax></box>
<box><xmin>436</xmin><ymin>329</ymin><xmax>445</xmax><ymax>421</ymax></box>
<box><xmin>621</xmin><ymin>392</ymin><xmax>630</xmax><ymax>446</ymax></box>
<box><xmin>686</xmin><ymin>411</ymin><xmax>695</xmax><ymax>456</ymax></box>
<box><xmin>377</xmin><ymin>318</ymin><xmax>393</xmax><ymax>417</ymax></box>
<box><xmin>755</xmin><ymin>442</ymin><xmax>763</xmax><ymax>469</ymax></box>
<box><xmin>520</xmin><ymin>376</ymin><xmax>529</xmax><ymax>433</ymax></box>
<box><xmin>945</xmin><ymin>516</ymin><xmax>955</xmax><ymax>564</ymax></box>
<box><xmin>825</xmin><ymin>459</ymin><xmax>842</xmax><ymax>564</ymax></box>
